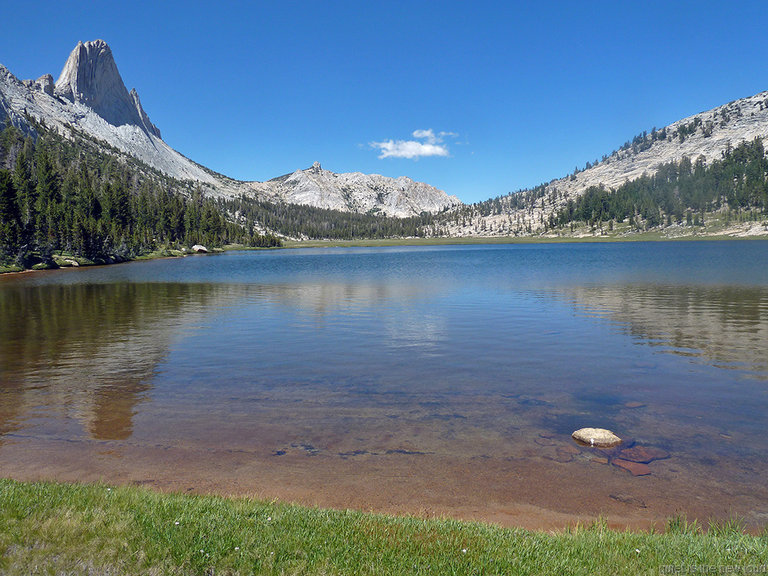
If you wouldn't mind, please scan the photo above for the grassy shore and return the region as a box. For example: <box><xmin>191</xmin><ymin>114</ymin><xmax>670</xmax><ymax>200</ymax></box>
<box><xmin>282</xmin><ymin>229</ymin><xmax>768</xmax><ymax>249</ymax></box>
<box><xmin>1</xmin><ymin>480</ymin><xmax>766</xmax><ymax>575</ymax></box>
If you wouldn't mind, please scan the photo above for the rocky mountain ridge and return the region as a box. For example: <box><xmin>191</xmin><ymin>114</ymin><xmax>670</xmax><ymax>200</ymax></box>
<box><xmin>552</xmin><ymin>92</ymin><xmax>768</xmax><ymax>195</ymax></box>
<box><xmin>444</xmin><ymin>91</ymin><xmax>768</xmax><ymax>236</ymax></box>
<box><xmin>250</xmin><ymin>161</ymin><xmax>459</xmax><ymax>216</ymax></box>
<box><xmin>0</xmin><ymin>40</ymin><xmax>458</xmax><ymax>218</ymax></box>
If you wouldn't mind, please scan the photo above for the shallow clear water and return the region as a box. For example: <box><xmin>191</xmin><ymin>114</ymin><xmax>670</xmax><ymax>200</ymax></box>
<box><xmin>1</xmin><ymin>241</ymin><xmax>768</xmax><ymax>528</ymax></box>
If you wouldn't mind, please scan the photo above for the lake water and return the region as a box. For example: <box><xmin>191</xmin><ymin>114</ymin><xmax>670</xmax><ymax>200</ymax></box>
<box><xmin>1</xmin><ymin>241</ymin><xmax>768</xmax><ymax>530</ymax></box>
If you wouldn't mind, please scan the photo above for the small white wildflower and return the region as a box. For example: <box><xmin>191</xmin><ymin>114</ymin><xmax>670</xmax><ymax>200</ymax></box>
<box><xmin>235</xmin><ymin>547</ymin><xmax>240</xmax><ymax>551</ymax></box>
<box><xmin>174</xmin><ymin>521</ymin><xmax>180</xmax><ymax>525</ymax></box>
<box><xmin>200</xmin><ymin>550</ymin><xmax>204</xmax><ymax>554</ymax></box>
<box><xmin>635</xmin><ymin>549</ymin><xmax>640</xmax><ymax>554</ymax></box>
<box><xmin>267</xmin><ymin>516</ymin><xmax>272</xmax><ymax>521</ymax></box>
<box><xmin>107</xmin><ymin>488</ymin><xmax>111</xmax><ymax>491</ymax></box>
<box><xmin>462</xmin><ymin>548</ymin><xmax>467</xmax><ymax>554</ymax></box>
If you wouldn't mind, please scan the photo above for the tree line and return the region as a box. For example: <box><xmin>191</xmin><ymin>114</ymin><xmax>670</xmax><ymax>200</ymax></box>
<box><xmin>0</xmin><ymin>120</ymin><xmax>280</xmax><ymax>268</ymax></box>
<box><xmin>220</xmin><ymin>195</ymin><xmax>438</xmax><ymax>240</ymax></box>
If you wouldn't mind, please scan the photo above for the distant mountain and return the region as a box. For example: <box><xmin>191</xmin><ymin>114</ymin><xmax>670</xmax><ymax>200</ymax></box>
<box><xmin>0</xmin><ymin>40</ymin><xmax>459</xmax><ymax>218</ymax></box>
<box><xmin>444</xmin><ymin>92</ymin><xmax>768</xmax><ymax>236</ymax></box>
<box><xmin>548</xmin><ymin>92</ymin><xmax>768</xmax><ymax>197</ymax></box>
<box><xmin>249</xmin><ymin>161</ymin><xmax>459</xmax><ymax>217</ymax></box>
<box><xmin>54</xmin><ymin>40</ymin><xmax>161</xmax><ymax>139</ymax></box>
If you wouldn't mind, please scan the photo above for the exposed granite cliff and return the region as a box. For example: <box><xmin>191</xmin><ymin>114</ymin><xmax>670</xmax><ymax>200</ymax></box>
<box><xmin>251</xmin><ymin>162</ymin><xmax>460</xmax><ymax>217</ymax></box>
<box><xmin>54</xmin><ymin>40</ymin><xmax>161</xmax><ymax>138</ymax></box>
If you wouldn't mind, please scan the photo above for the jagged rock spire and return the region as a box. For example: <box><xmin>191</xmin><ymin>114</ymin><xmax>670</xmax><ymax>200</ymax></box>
<box><xmin>54</xmin><ymin>40</ymin><xmax>161</xmax><ymax>138</ymax></box>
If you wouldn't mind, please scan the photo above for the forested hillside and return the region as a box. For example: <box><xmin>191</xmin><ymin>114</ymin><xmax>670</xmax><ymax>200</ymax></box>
<box><xmin>0</xmin><ymin>120</ymin><xmax>280</xmax><ymax>270</ymax></box>
<box><xmin>0</xmin><ymin>119</ymin><xmax>445</xmax><ymax>271</ymax></box>
<box><xmin>438</xmin><ymin>138</ymin><xmax>768</xmax><ymax>236</ymax></box>
<box><xmin>220</xmin><ymin>195</ymin><xmax>438</xmax><ymax>240</ymax></box>
<box><xmin>552</xmin><ymin>138</ymin><xmax>768</xmax><ymax>232</ymax></box>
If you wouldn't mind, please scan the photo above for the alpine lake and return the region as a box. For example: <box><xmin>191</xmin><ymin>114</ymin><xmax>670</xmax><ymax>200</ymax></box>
<box><xmin>1</xmin><ymin>240</ymin><xmax>767</xmax><ymax>531</ymax></box>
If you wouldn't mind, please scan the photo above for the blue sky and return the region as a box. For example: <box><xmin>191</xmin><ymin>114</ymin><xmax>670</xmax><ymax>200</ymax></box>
<box><xmin>4</xmin><ymin>1</ymin><xmax>768</xmax><ymax>203</ymax></box>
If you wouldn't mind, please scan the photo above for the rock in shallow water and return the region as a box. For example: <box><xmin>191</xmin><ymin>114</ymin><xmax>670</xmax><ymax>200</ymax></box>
<box><xmin>624</xmin><ymin>401</ymin><xmax>646</xmax><ymax>409</ymax></box>
<box><xmin>612</xmin><ymin>458</ymin><xmax>652</xmax><ymax>476</ymax></box>
<box><xmin>618</xmin><ymin>445</ymin><xmax>670</xmax><ymax>464</ymax></box>
<box><xmin>571</xmin><ymin>428</ymin><xmax>622</xmax><ymax>447</ymax></box>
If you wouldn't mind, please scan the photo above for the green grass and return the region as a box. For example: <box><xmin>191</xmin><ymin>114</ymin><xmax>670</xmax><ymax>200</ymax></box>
<box><xmin>281</xmin><ymin>235</ymin><xmax>653</xmax><ymax>249</ymax></box>
<box><xmin>0</xmin><ymin>263</ymin><xmax>23</xmax><ymax>274</ymax></box>
<box><xmin>282</xmin><ymin>237</ymin><xmax>549</xmax><ymax>248</ymax></box>
<box><xmin>133</xmin><ymin>247</ymin><xmax>188</xmax><ymax>261</ymax></box>
<box><xmin>1</xmin><ymin>480</ymin><xmax>767</xmax><ymax>575</ymax></box>
<box><xmin>282</xmin><ymin>232</ymin><xmax>768</xmax><ymax>249</ymax></box>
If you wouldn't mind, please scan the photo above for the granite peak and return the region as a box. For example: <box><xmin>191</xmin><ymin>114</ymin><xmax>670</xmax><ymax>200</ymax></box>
<box><xmin>54</xmin><ymin>39</ymin><xmax>160</xmax><ymax>138</ymax></box>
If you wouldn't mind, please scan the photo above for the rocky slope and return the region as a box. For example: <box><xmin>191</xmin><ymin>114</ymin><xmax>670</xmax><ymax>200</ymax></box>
<box><xmin>0</xmin><ymin>40</ymin><xmax>458</xmax><ymax>218</ymax></box>
<box><xmin>551</xmin><ymin>92</ymin><xmax>768</xmax><ymax>196</ymax></box>
<box><xmin>0</xmin><ymin>41</ymin><xmax>218</xmax><ymax>186</ymax></box>
<box><xmin>445</xmin><ymin>91</ymin><xmax>768</xmax><ymax>236</ymax></box>
<box><xmin>249</xmin><ymin>161</ymin><xmax>459</xmax><ymax>217</ymax></box>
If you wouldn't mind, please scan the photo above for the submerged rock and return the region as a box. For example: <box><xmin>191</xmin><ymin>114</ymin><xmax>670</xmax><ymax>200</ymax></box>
<box><xmin>618</xmin><ymin>445</ymin><xmax>670</xmax><ymax>464</ymax></box>
<box><xmin>609</xmin><ymin>493</ymin><xmax>648</xmax><ymax>508</ymax></box>
<box><xmin>572</xmin><ymin>427</ymin><xmax>622</xmax><ymax>447</ymax></box>
<box><xmin>612</xmin><ymin>458</ymin><xmax>652</xmax><ymax>476</ymax></box>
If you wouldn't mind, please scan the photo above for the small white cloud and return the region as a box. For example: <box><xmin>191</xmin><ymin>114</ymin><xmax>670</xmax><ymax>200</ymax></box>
<box><xmin>412</xmin><ymin>129</ymin><xmax>438</xmax><ymax>143</ymax></box>
<box><xmin>371</xmin><ymin>139</ymin><xmax>449</xmax><ymax>159</ymax></box>
<box><xmin>370</xmin><ymin>129</ymin><xmax>457</xmax><ymax>160</ymax></box>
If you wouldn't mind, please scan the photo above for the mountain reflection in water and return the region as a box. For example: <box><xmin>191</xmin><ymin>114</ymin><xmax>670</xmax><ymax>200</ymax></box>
<box><xmin>558</xmin><ymin>284</ymin><xmax>768</xmax><ymax>377</ymax></box>
<box><xmin>0</xmin><ymin>279</ymin><xmax>440</xmax><ymax>442</ymax></box>
<box><xmin>0</xmin><ymin>282</ymin><xmax>232</xmax><ymax>441</ymax></box>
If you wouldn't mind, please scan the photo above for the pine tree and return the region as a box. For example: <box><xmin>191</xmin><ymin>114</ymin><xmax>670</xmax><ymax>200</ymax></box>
<box><xmin>12</xmin><ymin>147</ymin><xmax>35</xmax><ymax>246</ymax></box>
<box><xmin>0</xmin><ymin>170</ymin><xmax>21</xmax><ymax>257</ymax></box>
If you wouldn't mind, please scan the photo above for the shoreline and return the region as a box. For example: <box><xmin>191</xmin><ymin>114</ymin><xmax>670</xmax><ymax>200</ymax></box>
<box><xmin>2</xmin><ymin>424</ymin><xmax>765</xmax><ymax>535</ymax></box>
<box><xmin>3</xmin><ymin>231</ymin><xmax>768</xmax><ymax>275</ymax></box>
<box><xmin>282</xmin><ymin>232</ymin><xmax>768</xmax><ymax>249</ymax></box>
<box><xmin>1</xmin><ymin>473</ymin><xmax>765</xmax><ymax>535</ymax></box>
